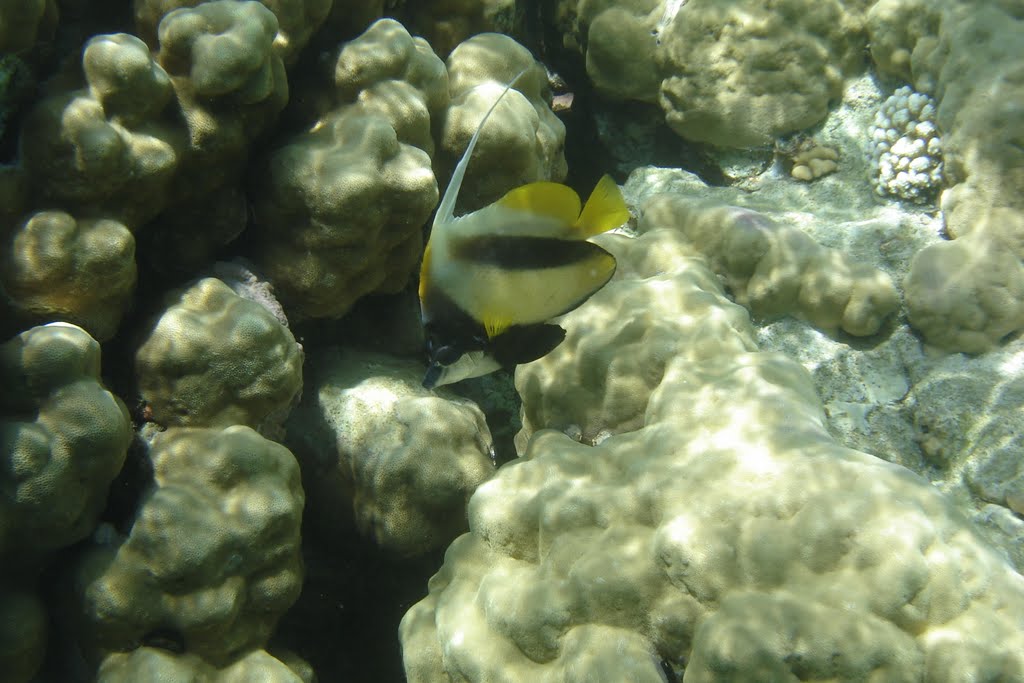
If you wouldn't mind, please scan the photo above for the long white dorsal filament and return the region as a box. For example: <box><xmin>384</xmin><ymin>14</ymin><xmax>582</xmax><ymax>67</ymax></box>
<box><xmin>433</xmin><ymin>67</ymin><xmax>532</xmax><ymax>229</ymax></box>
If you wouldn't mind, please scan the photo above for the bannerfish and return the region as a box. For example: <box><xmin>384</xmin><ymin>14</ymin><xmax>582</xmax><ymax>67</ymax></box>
<box><xmin>418</xmin><ymin>68</ymin><xmax>630</xmax><ymax>389</ymax></box>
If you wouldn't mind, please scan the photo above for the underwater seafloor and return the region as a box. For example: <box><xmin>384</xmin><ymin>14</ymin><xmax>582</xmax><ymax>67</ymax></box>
<box><xmin>2</xmin><ymin>1</ymin><xmax>1024</xmax><ymax>682</ymax></box>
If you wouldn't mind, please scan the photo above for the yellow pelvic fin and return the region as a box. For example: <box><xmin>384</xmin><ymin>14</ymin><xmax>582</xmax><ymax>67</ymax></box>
<box><xmin>574</xmin><ymin>175</ymin><xmax>630</xmax><ymax>237</ymax></box>
<box><xmin>483</xmin><ymin>315</ymin><xmax>513</xmax><ymax>339</ymax></box>
<box><xmin>496</xmin><ymin>182</ymin><xmax>582</xmax><ymax>226</ymax></box>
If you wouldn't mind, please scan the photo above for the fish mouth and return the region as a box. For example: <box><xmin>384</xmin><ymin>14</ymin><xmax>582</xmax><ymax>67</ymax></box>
<box><xmin>422</xmin><ymin>363</ymin><xmax>444</xmax><ymax>389</ymax></box>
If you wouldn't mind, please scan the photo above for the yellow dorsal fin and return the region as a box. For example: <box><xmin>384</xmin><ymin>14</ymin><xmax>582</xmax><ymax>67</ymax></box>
<box><xmin>574</xmin><ymin>175</ymin><xmax>630</xmax><ymax>237</ymax></box>
<box><xmin>496</xmin><ymin>182</ymin><xmax>582</xmax><ymax>226</ymax></box>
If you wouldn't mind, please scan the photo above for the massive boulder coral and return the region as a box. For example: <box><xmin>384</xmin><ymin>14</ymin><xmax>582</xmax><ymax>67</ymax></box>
<box><xmin>0</xmin><ymin>323</ymin><xmax>131</xmax><ymax>566</ymax></box>
<box><xmin>0</xmin><ymin>211</ymin><xmax>136</xmax><ymax>341</ymax></box>
<box><xmin>134</xmin><ymin>0</ymin><xmax>332</xmax><ymax>64</ymax></box>
<box><xmin>553</xmin><ymin>0</ymin><xmax>666</xmax><ymax>103</ymax></box>
<box><xmin>287</xmin><ymin>349</ymin><xmax>495</xmax><ymax>556</ymax></box>
<box><xmin>97</xmin><ymin>647</ymin><xmax>309</xmax><ymax>683</ymax></box>
<box><xmin>868</xmin><ymin>0</ymin><xmax>1024</xmax><ymax>351</ymax></box>
<box><xmin>19</xmin><ymin>32</ymin><xmax>178</xmax><ymax>227</ymax></box>
<box><xmin>639</xmin><ymin>194</ymin><xmax>899</xmax><ymax>337</ymax></box>
<box><xmin>401</xmin><ymin>229</ymin><xmax>1024</xmax><ymax>681</ymax></box>
<box><xmin>16</xmin><ymin>4</ymin><xmax>291</xmax><ymax>275</ymax></box>
<box><xmin>440</xmin><ymin>32</ymin><xmax>567</xmax><ymax>210</ymax></box>
<box><xmin>400</xmin><ymin>0</ymin><xmax>517</xmax><ymax>59</ymax></box>
<box><xmin>246</xmin><ymin>18</ymin><xmax>443</xmax><ymax>320</ymax></box>
<box><xmin>553</xmin><ymin>0</ymin><xmax>867</xmax><ymax>148</ymax></box>
<box><xmin>517</xmin><ymin>228</ymin><xmax>756</xmax><ymax>446</ymax></box>
<box><xmin>157</xmin><ymin>0</ymin><xmax>286</xmax><ymax>112</ymax></box>
<box><xmin>0</xmin><ymin>323</ymin><xmax>131</xmax><ymax>683</ymax></box>
<box><xmin>657</xmin><ymin>0</ymin><xmax>866</xmax><ymax>147</ymax></box>
<box><xmin>904</xmin><ymin>207</ymin><xmax>1024</xmax><ymax>353</ymax></box>
<box><xmin>138</xmin><ymin>0</ymin><xmax>289</xmax><ymax>272</ymax></box>
<box><xmin>135</xmin><ymin>277</ymin><xmax>303</xmax><ymax>434</ymax></box>
<box><xmin>72</xmin><ymin>426</ymin><xmax>305</xmax><ymax>667</ymax></box>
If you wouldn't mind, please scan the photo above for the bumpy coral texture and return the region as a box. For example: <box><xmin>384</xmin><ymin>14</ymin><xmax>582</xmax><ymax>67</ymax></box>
<box><xmin>73</xmin><ymin>426</ymin><xmax>304</xmax><ymax>666</ymax></box>
<box><xmin>138</xmin><ymin>0</ymin><xmax>289</xmax><ymax>271</ymax></box>
<box><xmin>15</xmin><ymin>4</ymin><xmax>292</xmax><ymax>284</ymax></box>
<box><xmin>97</xmin><ymin>647</ymin><xmax>306</xmax><ymax>683</ymax></box>
<box><xmin>247</xmin><ymin>18</ymin><xmax>443</xmax><ymax>320</ymax></box>
<box><xmin>517</xmin><ymin>229</ymin><xmax>756</xmax><ymax>447</ymax></box>
<box><xmin>402</xmin><ymin>0</ymin><xmax>517</xmax><ymax>59</ymax></box>
<box><xmin>440</xmin><ymin>32</ymin><xmax>567</xmax><ymax>211</ymax></box>
<box><xmin>904</xmin><ymin>207</ymin><xmax>1024</xmax><ymax>354</ymax></box>
<box><xmin>658</xmin><ymin>0</ymin><xmax>865</xmax><ymax>147</ymax></box>
<box><xmin>868</xmin><ymin>85</ymin><xmax>943</xmax><ymax>202</ymax></box>
<box><xmin>401</xmin><ymin>230</ymin><xmax>1024</xmax><ymax>682</ymax></box>
<box><xmin>639</xmin><ymin>194</ymin><xmax>900</xmax><ymax>336</ymax></box>
<box><xmin>555</xmin><ymin>0</ymin><xmax>866</xmax><ymax>148</ymax></box>
<box><xmin>158</xmin><ymin>0</ymin><xmax>283</xmax><ymax>103</ymax></box>
<box><xmin>287</xmin><ymin>349</ymin><xmax>495</xmax><ymax>556</ymax></box>
<box><xmin>1</xmin><ymin>211</ymin><xmax>136</xmax><ymax>341</ymax></box>
<box><xmin>869</xmin><ymin>0</ymin><xmax>1024</xmax><ymax>352</ymax></box>
<box><xmin>135</xmin><ymin>277</ymin><xmax>303</xmax><ymax>433</ymax></box>
<box><xmin>135</xmin><ymin>0</ymin><xmax>332</xmax><ymax>64</ymax></box>
<box><xmin>0</xmin><ymin>323</ymin><xmax>131</xmax><ymax>565</ymax></box>
<box><xmin>564</xmin><ymin>0</ymin><xmax>666</xmax><ymax>103</ymax></box>
<box><xmin>19</xmin><ymin>32</ymin><xmax>178</xmax><ymax>227</ymax></box>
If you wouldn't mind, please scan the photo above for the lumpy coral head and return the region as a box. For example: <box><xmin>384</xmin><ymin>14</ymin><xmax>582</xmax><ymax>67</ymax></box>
<box><xmin>401</xmin><ymin>230</ymin><xmax>1024</xmax><ymax>682</ymax></box>
<box><xmin>246</xmin><ymin>19</ymin><xmax>444</xmax><ymax>320</ymax></box>
<box><xmin>0</xmin><ymin>323</ymin><xmax>131</xmax><ymax>566</ymax></box>
<box><xmin>73</xmin><ymin>426</ymin><xmax>304</xmax><ymax>666</ymax></box>
<box><xmin>135</xmin><ymin>277</ymin><xmax>303</xmax><ymax>432</ymax></box>
<box><xmin>1</xmin><ymin>211</ymin><xmax>136</xmax><ymax>341</ymax></box>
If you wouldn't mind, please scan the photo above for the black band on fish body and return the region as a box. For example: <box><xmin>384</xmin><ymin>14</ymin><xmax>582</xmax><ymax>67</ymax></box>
<box><xmin>452</xmin><ymin>235</ymin><xmax>607</xmax><ymax>270</ymax></box>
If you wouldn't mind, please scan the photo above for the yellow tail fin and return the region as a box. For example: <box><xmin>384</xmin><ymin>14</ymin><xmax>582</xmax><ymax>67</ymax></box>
<box><xmin>574</xmin><ymin>175</ymin><xmax>630</xmax><ymax>237</ymax></box>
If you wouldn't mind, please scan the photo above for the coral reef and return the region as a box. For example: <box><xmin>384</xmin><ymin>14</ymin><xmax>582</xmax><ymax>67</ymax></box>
<box><xmin>287</xmin><ymin>349</ymin><xmax>495</xmax><ymax>556</ymax></box>
<box><xmin>788</xmin><ymin>143</ymin><xmax>840</xmax><ymax>182</ymax></box>
<box><xmin>401</xmin><ymin>228</ymin><xmax>1024</xmax><ymax>682</ymax></box>
<box><xmin>639</xmin><ymin>195</ymin><xmax>899</xmax><ymax>337</ymax></box>
<box><xmin>72</xmin><ymin>426</ymin><xmax>305</xmax><ymax>666</ymax></box>
<box><xmin>0</xmin><ymin>323</ymin><xmax>131</xmax><ymax>681</ymax></box>
<box><xmin>135</xmin><ymin>277</ymin><xmax>303</xmax><ymax>435</ymax></box>
<box><xmin>19</xmin><ymin>31</ymin><xmax>178</xmax><ymax>227</ymax></box>
<box><xmin>0</xmin><ymin>323</ymin><xmax>131</xmax><ymax>565</ymax></box>
<box><xmin>246</xmin><ymin>18</ymin><xmax>444</xmax><ymax>320</ymax></box>
<box><xmin>1</xmin><ymin>211</ymin><xmax>136</xmax><ymax>341</ymax></box>
<box><xmin>439</xmin><ymin>32</ymin><xmax>567</xmax><ymax>210</ymax></box>
<box><xmin>868</xmin><ymin>85</ymin><xmax>943</xmax><ymax>202</ymax></box>
<box><xmin>134</xmin><ymin>0</ymin><xmax>332</xmax><ymax>64</ymax></box>
<box><xmin>0</xmin><ymin>0</ymin><xmax>57</xmax><ymax>54</ymax></box>
<box><xmin>97</xmin><ymin>647</ymin><xmax>310</xmax><ymax>683</ymax></box>
<box><xmin>553</xmin><ymin>0</ymin><xmax>868</xmax><ymax>147</ymax></box>
<box><xmin>657</xmin><ymin>0</ymin><xmax>865</xmax><ymax>147</ymax></box>
<box><xmin>868</xmin><ymin>0</ymin><xmax>1024</xmax><ymax>351</ymax></box>
<box><xmin>401</xmin><ymin>0</ymin><xmax>518</xmax><ymax>59</ymax></box>
<box><xmin>3</xmin><ymin>1</ymin><xmax>1024</xmax><ymax>680</ymax></box>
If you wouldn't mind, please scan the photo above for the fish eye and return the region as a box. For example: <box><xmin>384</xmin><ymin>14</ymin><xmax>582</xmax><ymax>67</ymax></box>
<box><xmin>434</xmin><ymin>345</ymin><xmax>462</xmax><ymax>365</ymax></box>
